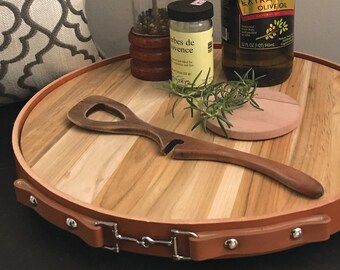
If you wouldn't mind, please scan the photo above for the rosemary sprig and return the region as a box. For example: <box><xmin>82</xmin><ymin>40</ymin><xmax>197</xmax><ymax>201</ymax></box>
<box><xmin>169</xmin><ymin>69</ymin><xmax>263</xmax><ymax>137</ymax></box>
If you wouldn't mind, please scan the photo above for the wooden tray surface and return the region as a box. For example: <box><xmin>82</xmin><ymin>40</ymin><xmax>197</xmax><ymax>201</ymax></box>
<box><xmin>17</xmin><ymin>50</ymin><xmax>340</xmax><ymax>224</ymax></box>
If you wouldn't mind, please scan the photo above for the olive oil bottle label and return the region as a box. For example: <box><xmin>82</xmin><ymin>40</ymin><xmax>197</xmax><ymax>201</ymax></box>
<box><xmin>223</xmin><ymin>0</ymin><xmax>295</xmax><ymax>50</ymax></box>
<box><xmin>170</xmin><ymin>29</ymin><xmax>214</xmax><ymax>86</ymax></box>
<box><xmin>238</xmin><ymin>0</ymin><xmax>295</xmax><ymax>18</ymax></box>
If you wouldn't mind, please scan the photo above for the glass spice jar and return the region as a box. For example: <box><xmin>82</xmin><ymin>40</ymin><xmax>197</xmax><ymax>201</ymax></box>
<box><xmin>167</xmin><ymin>0</ymin><xmax>214</xmax><ymax>87</ymax></box>
<box><xmin>129</xmin><ymin>0</ymin><xmax>172</xmax><ymax>81</ymax></box>
<box><xmin>132</xmin><ymin>0</ymin><xmax>170</xmax><ymax>36</ymax></box>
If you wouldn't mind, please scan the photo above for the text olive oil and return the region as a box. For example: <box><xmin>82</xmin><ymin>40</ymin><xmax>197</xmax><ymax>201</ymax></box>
<box><xmin>221</xmin><ymin>0</ymin><xmax>295</xmax><ymax>86</ymax></box>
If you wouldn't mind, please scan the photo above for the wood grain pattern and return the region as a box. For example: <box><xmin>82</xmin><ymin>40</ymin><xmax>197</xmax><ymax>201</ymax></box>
<box><xmin>19</xmin><ymin>50</ymin><xmax>340</xmax><ymax>222</ymax></box>
<box><xmin>206</xmin><ymin>89</ymin><xmax>302</xmax><ymax>140</ymax></box>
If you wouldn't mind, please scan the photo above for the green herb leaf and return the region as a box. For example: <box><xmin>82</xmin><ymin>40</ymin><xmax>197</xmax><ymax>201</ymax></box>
<box><xmin>169</xmin><ymin>69</ymin><xmax>263</xmax><ymax>137</ymax></box>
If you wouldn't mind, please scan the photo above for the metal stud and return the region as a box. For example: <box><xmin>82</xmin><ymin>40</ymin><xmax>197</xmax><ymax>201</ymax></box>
<box><xmin>225</xmin><ymin>238</ymin><xmax>239</xmax><ymax>250</ymax></box>
<box><xmin>291</xmin><ymin>227</ymin><xmax>303</xmax><ymax>240</ymax></box>
<box><xmin>66</xmin><ymin>218</ymin><xmax>78</xmax><ymax>229</ymax></box>
<box><xmin>29</xmin><ymin>195</ymin><xmax>38</xmax><ymax>206</ymax></box>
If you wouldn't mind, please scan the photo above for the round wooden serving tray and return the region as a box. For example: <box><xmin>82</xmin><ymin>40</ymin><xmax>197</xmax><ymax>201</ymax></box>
<box><xmin>12</xmin><ymin>50</ymin><xmax>340</xmax><ymax>261</ymax></box>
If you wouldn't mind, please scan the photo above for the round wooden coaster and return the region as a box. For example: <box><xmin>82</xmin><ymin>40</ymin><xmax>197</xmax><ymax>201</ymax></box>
<box><xmin>206</xmin><ymin>89</ymin><xmax>301</xmax><ymax>140</ymax></box>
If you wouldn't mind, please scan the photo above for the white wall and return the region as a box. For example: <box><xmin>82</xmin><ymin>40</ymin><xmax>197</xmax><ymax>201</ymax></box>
<box><xmin>86</xmin><ymin>0</ymin><xmax>340</xmax><ymax>63</ymax></box>
<box><xmin>86</xmin><ymin>0</ymin><xmax>133</xmax><ymax>57</ymax></box>
<box><xmin>294</xmin><ymin>0</ymin><xmax>340</xmax><ymax>63</ymax></box>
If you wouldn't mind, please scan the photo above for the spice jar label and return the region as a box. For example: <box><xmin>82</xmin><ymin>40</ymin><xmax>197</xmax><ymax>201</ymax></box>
<box><xmin>170</xmin><ymin>28</ymin><xmax>214</xmax><ymax>86</ymax></box>
<box><xmin>191</xmin><ymin>0</ymin><xmax>207</xmax><ymax>6</ymax></box>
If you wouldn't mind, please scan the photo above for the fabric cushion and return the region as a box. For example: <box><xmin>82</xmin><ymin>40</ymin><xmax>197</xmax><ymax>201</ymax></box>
<box><xmin>0</xmin><ymin>0</ymin><xmax>100</xmax><ymax>106</ymax></box>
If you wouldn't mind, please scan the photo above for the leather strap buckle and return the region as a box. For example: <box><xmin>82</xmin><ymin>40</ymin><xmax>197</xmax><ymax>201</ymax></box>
<box><xmin>171</xmin><ymin>229</ymin><xmax>199</xmax><ymax>260</ymax></box>
<box><xmin>95</xmin><ymin>221</ymin><xmax>198</xmax><ymax>260</ymax></box>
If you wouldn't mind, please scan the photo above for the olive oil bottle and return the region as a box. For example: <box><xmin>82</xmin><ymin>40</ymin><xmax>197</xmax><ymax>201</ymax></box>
<box><xmin>221</xmin><ymin>0</ymin><xmax>295</xmax><ymax>86</ymax></box>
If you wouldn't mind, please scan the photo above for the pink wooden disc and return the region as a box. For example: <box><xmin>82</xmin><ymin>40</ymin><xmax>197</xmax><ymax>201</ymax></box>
<box><xmin>206</xmin><ymin>89</ymin><xmax>301</xmax><ymax>140</ymax></box>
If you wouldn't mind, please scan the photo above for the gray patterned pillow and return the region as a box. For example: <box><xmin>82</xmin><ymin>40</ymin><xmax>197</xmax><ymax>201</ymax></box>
<box><xmin>0</xmin><ymin>0</ymin><xmax>100</xmax><ymax>106</ymax></box>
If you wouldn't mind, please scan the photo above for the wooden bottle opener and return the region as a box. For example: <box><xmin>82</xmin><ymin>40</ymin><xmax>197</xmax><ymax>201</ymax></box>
<box><xmin>67</xmin><ymin>95</ymin><xmax>324</xmax><ymax>199</ymax></box>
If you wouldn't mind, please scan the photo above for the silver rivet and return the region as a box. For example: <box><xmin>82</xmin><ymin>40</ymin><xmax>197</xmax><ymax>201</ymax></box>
<box><xmin>225</xmin><ymin>238</ymin><xmax>239</xmax><ymax>250</ymax></box>
<box><xmin>291</xmin><ymin>228</ymin><xmax>303</xmax><ymax>240</ymax></box>
<box><xmin>29</xmin><ymin>195</ymin><xmax>38</xmax><ymax>206</ymax></box>
<box><xmin>66</xmin><ymin>218</ymin><xmax>78</xmax><ymax>229</ymax></box>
